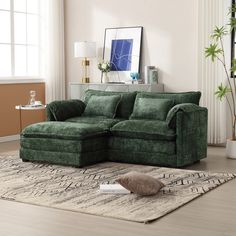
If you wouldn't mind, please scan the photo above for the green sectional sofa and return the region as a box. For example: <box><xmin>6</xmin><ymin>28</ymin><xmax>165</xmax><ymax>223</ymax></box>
<box><xmin>20</xmin><ymin>89</ymin><xmax>208</xmax><ymax>168</ymax></box>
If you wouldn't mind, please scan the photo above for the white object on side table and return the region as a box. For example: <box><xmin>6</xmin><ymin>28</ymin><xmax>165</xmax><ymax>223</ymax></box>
<box><xmin>15</xmin><ymin>104</ymin><xmax>46</xmax><ymax>132</ymax></box>
<box><xmin>69</xmin><ymin>83</ymin><xmax>164</xmax><ymax>100</ymax></box>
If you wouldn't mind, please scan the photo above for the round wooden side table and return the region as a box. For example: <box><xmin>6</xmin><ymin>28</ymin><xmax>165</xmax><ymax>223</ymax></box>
<box><xmin>15</xmin><ymin>105</ymin><xmax>46</xmax><ymax>132</ymax></box>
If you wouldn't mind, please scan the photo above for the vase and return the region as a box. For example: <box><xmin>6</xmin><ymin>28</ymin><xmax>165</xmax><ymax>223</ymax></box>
<box><xmin>226</xmin><ymin>139</ymin><xmax>236</xmax><ymax>159</ymax></box>
<box><xmin>102</xmin><ymin>73</ymin><xmax>109</xmax><ymax>83</ymax></box>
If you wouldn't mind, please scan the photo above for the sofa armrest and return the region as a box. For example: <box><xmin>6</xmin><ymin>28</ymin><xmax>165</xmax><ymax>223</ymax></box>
<box><xmin>166</xmin><ymin>103</ymin><xmax>205</xmax><ymax>128</ymax></box>
<box><xmin>46</xmin><ymin>99</ymin><xmax>86</xmax><ymax>121</ymax></box>
<box><xmin>168</xmin><ymin>104</ymin><xmax>208</xmax><ymax>166</ymax></box>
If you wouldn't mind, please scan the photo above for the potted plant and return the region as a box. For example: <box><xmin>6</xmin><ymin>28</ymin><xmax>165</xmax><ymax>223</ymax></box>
<box><xmin>98</xmin><ymin>61</ymin><xmax>111</xmax><ymax>83</ymax></box>
<box><xmin>205</xmin><ymin>4</ymin><xmax>236</xmax><ymax>159</ymax></box>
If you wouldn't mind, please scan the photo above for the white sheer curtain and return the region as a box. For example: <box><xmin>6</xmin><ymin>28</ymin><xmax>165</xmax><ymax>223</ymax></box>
<box><xmin>198</xmin><ymin>0</ymin><xmax>231</xmax><ymax>144</ymax></box>
<box><xmin>40</xmin><ymin>0</ymin><xmax>65</xmax><ymax>103</ymax></box>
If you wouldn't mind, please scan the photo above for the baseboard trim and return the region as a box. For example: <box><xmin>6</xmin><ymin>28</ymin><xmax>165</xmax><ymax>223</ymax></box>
<box><xmin>0</xmin><ymin>135</ymin><xmax>20</xmax><ymax>143</ymax></box>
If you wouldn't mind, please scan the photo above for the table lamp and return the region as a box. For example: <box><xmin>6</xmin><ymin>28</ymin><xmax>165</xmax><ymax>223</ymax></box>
<box><xmin>74</xmin><ymin>41</ymin><xmax>96</xmax><ymax>83</ymax></box>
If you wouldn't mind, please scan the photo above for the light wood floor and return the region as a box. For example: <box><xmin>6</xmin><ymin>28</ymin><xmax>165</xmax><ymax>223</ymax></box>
<box><xmin>0</xmin><ymin>141</ymin><xmax>236</xmax><ymax>236</ymax></box>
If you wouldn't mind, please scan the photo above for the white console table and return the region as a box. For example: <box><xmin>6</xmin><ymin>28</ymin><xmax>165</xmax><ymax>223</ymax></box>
<box><xmin>69</xmin><ymin>83</ymin><xmax>164</xmax><ymax>100</ymax></box>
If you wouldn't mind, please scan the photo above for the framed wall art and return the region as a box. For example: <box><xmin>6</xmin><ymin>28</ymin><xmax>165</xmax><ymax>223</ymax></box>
<box><xmin>102</xmin><ymin>26</ymin><xmax>143</xmax><ymax>83</ymax></box>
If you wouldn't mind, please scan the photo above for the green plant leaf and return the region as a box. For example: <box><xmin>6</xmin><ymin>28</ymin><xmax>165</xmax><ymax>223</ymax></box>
<box><xmin>231</xmin><ymin>58</ymin><xmax>236</xmax><ymax>73</ymax></box>
<box><xmin>205</xmin><ymin>44</ymin><xmax>223</xmax><ymax>62</ymax></box>
<box><xmin>211</xmin><ymin>26</ymin><xmax>228</xmax><ymax>41</ymax></box>
<box><xmin>215</xmin><ymin>83</ymin><xmax>231</xmax><ymax>101</ymax></box>
<box><xmin>228</xmin><ymin>4</ymin><xmax>236</xmax><ymax>15</ymax></box>
<box><xmin>229</xmin><ymin>17</ymin><xmax>236</xmax><ymax>31</ymax></box>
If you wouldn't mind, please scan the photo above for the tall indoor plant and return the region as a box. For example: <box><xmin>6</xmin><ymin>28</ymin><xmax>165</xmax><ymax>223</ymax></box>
<box><xmin>205</xmin><ymin>5</ymin><xmax>236</xmax><ymax>158</ymax></box>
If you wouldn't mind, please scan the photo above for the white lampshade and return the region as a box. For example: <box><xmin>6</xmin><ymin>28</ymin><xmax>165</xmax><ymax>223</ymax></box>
<box><xmin>74</xmin><ymin>41</ymin><xmax>96</xmax><ymax>58</ymax></box>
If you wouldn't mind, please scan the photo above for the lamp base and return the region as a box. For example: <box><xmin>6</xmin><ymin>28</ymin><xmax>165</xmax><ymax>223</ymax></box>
<box><xmin>82</xmin><ymin>59</ymin><xmax>90</xmax><ymax>66</ymax></box>
<box><xmin>82</xmin><ymin>77</ymin><xmax>90</xmax><ymax>83</ymax></box>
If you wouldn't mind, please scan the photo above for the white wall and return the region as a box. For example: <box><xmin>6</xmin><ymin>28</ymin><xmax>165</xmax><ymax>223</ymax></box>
<box><xmin>65</xmin><ymin>0</ymin><xmax>199</xmax><ymax>92</ymax></box>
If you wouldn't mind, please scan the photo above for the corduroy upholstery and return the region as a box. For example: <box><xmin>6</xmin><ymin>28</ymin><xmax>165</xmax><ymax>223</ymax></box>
<box><xmin>130</xmin><ymin>97</ymin><xmax>174</xmax><ymax>120</ymax></box>
<box><xmin>84</xmin><ymin>89</ymin><xmax>137</xmax><ymax>119</ymax></box>
<box><xmin>46</xmin><ymin>99</ymin><xmax>85</xmax><ymax>121</ymax></box>
<box><xmin>136</xmin><ymin>91</ymin><xmax>201</xmax><ymax>105</ymax></box>
<box><xmin>83</xmin><ymin>95</ymin><xmax>121</xmax><ymax>118</ymax></box>
<box><xmin>111</xmin><ymin>120</ymin><xmax>176</xmax><ymax>141</ymax></box>
<box><xmin>65</xmin><ymin>116</ymin><xmax>123</xmax><ymax>130</ymax></box>
<box><xmin>21</xmin><ymin>121</ymin><xmax>109</xmax><ymax>167</ymax></box>
<box><xmin>20</xmin><ymin>90</ymin><xmax>208</xmax><ymax>167</ymax></box>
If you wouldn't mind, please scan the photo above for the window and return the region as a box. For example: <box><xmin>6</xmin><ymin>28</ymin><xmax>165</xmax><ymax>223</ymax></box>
<box><xmin>0</xmin><ymin>0</ymin><xmax>40</xmax><ymax>78</ymax></box>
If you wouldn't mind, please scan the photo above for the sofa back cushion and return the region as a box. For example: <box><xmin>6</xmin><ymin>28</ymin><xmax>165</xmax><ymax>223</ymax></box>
<box><xmin>84</xmin><ymin>89</ymin><xmax>137</xmax><ymax>119</ymax></box>
<box><xmin>83</xmin><ymin>95</ymin><xmax>121</xmax><ymax>118</ymax></box>
<box><xmin>137</xmin><ymin>91</ymin><xmax>201</xmax><ymax>105</ymax></box>
<box><xmin>130</xmin><ymin>96</ymin><xmax>174</xmax><ymax>121</ymax></box>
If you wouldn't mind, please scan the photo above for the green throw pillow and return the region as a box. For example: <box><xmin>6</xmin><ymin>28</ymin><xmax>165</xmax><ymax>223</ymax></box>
<box><xmin>84</xmin><ymin>89</ymin><xmax>137</xmax><ymax>119</ymax></box>
<box><xmin>83</xmin><ymin>95</ymin><xmax>121</xmax><ymax>118</ymax></box>
<box><xmin>130</xmin><ymin>97</ymin><xmax>174</xmax><ymax>121</ymax></box>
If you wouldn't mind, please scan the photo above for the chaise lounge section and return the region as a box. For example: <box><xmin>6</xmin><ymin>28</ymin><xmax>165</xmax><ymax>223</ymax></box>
<box><xmin>20</xmin><ymin>89</ymin><xmax>208</xmax><ymax>168</ymax></box>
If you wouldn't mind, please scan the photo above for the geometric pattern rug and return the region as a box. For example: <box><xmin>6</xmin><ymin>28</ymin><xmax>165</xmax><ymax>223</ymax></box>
<box><xmin>0</xmin><ymin>155</ymin><xmax>235</xmax><ymax>223</ymax></box>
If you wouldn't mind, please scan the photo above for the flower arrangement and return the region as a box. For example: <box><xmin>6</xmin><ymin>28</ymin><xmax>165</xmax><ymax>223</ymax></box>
<box><xmin>98</xmin><ymin>61</ymin><xmax>111</xmax><ymax>73</ymax></box>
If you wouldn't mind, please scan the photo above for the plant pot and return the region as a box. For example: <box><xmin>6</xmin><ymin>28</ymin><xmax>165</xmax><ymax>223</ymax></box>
<box><xmin>226</xmin><ymin>139</ymin><xmax>236</xmax><ymax>159</ymax></box>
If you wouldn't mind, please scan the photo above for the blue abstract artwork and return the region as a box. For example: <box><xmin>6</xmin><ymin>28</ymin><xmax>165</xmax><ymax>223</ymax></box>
<box><xmin>110</xmin><ymin>39</ymin><xmax>133</xmax><ymax>71</ymax></box>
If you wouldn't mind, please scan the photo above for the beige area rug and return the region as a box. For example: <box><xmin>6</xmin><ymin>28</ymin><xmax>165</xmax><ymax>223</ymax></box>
<box><xmin>0</xmin><ymin>155</ymin><xmax>235</xmax><ymax>223</ymax></box>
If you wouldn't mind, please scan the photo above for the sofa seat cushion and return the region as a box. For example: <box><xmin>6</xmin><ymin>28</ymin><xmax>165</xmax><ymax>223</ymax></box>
<box><xmin>65</xmin><ymin>116</ymin><xmax>123</xmax><ymax>130</ymax></box>
<box><xmin>111</xmin><ymin>120</ymin><xmax>176</xmax><ymax>141</ymax></box>
<box><xmin>109</xmin><ymin>137</ymin><xmax>176</xmax><ymax>154</ymax></box>
<box><xmin>21</xmin><ymin>136</ymin><xmax>108</xmax><ymax>153</ymax></box>
<box><xmin>22</xmin><ymin>122</ymin><xmax>108</xmax><ymax>141</ymax></box>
